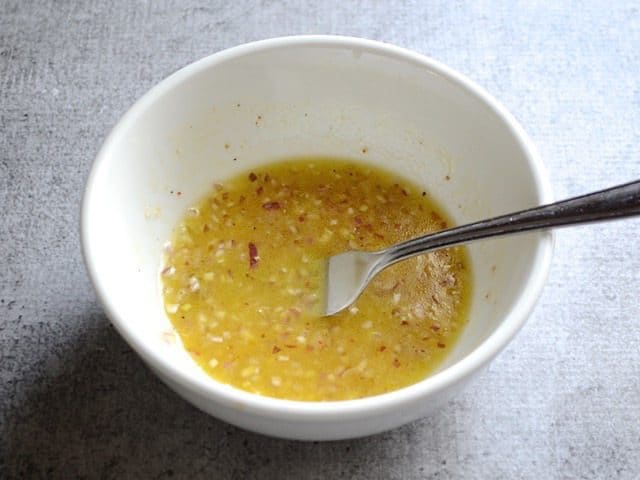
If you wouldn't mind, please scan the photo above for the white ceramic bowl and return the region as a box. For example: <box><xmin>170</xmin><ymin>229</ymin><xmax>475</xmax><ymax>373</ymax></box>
<box><xmin>82</xmin><ymin>36</ymin><xmax>553</xmax><ymax>440</ymax></box>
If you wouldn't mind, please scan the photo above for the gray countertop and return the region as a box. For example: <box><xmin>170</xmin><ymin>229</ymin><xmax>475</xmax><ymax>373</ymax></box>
<box><xmin>1</xmin><ymin>1</ymin><xmax>639</xmax><ymax>478</ymax></box>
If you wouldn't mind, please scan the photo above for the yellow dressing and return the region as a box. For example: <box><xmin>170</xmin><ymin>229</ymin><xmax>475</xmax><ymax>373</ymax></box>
<box><xmin>161</xmin><ymin>158</ymin><xmax>471</xmax><ymax>401</ymax></box>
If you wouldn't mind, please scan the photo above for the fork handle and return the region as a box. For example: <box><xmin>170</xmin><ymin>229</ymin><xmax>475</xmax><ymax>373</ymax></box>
<box><xmin>380</xmin><ymin>179</ymin><xmax>640</xmax><ymax>266</ymax></box>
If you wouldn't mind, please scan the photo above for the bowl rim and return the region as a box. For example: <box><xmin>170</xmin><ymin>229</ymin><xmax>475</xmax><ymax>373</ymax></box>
<box><xmin>81</xmin><ymin>35</ymin><xmax>554</xmax><ymax>421</ymax></box>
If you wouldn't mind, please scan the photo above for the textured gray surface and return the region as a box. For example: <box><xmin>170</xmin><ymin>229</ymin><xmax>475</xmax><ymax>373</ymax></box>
<box><xmin>1</xmin><ymin>0</ymin><xmax>639</xmax><ymax>478</ymax></box>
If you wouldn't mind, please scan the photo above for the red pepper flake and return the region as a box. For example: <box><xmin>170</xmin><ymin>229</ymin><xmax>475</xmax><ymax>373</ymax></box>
<box><xmin>430</xmin><ymin>323</ymin><xmax>441</xmax><ymax>331</ymax></box>
<box><xmin>176</xmin><ymin>191</ymin><xmax>182</xmax><ymax>197</ymax></box>
<box><xmin>354</xmin><ymin>216</ymin><xmax>362</xmax><ymax>225</ymax></box>
<box><xmin>248</xmin><ymin>242</ymin><xmax>259</xmax><ymax>269</ymax></box>
<box><xmin>262</xmin><ymin>201</ymin><xmax>280</xmax><ymax>210</ymax></box>
<box><xmin>401</xmin><ymin>320</ymin><xmax>409</xmax><ymax>326</ymax></box>
<box><xmin>379</xmin><ymin>345</ymin><xmax>386</xmax><ymax>352</ymax></box>
<box><xmin>256</xmin><ymin>186</ymin><xmax>263</xmax><ymax>195</ymax></box>
<box><xmin>441</xmin><ymin>274</ymin><xmax>456</xmax><ymax>287</ymax></box>
<box><xmin>249</xmin><ymin>172</ymin><xmax>258</xmax><ymax>182</ymax></box>
<box><xmin>393</xmin><ymin>358</ymin><xmax>401</xmax><ymax>368</ymax></box>
<box><xmin>437</xmin><ymin>342</ymin><xmax>446</xmax><ymax>348</ymax></box>
<box><xmin>298</xmin><ymin>214</ymin><xmax>305</xmax><ymax>222</ymax></box>
<box><xmin>272</xmin><ymin>345</ymin><xmax>281</xmax><ymax>354</ymax></box>
<box><xmin>202</xmin><ymin>224</ymin><xmax>210</xmax><ymax>232</ymax></box>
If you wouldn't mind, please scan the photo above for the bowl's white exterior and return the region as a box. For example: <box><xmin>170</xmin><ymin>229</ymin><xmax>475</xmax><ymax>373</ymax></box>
<box><xmin>82</xmin><ymin>36</ymin><xmax>553</xmax><ymax>440</ymax></box>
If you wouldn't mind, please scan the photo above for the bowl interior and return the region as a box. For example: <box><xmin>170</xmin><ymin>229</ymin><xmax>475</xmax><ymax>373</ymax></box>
<box><xmin>83</xmin><ymin>38</ymin><xmax>551</xmax><ymax>404</ymax></box>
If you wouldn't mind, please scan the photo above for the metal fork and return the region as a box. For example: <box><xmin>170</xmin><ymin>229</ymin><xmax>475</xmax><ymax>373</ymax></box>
<box><xmin>324</xmin><ymin>179</ymin><xmax>640</xmax><ymax>316</ymax></box>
